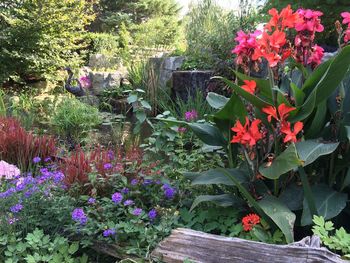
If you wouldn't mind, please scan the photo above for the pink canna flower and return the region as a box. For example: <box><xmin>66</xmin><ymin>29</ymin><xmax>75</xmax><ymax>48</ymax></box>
<box><xmin>344</xmin><ymin>28</ymin><xmax>350</xmax><ymax>43</ymax></box>
<box><xmin>295</xmin><ymin>9</ymin><xmax>324</xmax><ymax>33</ymax></box>
<box><xmin>307</xmin><ymin>45</ymin><xmax>324</xmax><ymax>66</ymax></box>
<box><xmin>341</xmin><ymin>12</ymin><xmax>350</xmax><ymax>25</ymax></box>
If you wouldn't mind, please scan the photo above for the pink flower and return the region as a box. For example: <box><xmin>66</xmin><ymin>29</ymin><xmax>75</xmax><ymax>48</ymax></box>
<box><xmin>79</xmin><ymin>76</ymin><xmax>91</xmax><ymax>88</ymax></box>
<box><xmin>341</xmin><ymin>12</ymin><xmax>350</xmax><ymax>25</ymax></box>
<box><xmin>307</xmin><ymin>44</ymin><xmax>324</xmax><ymax>66</ymax></box>
<box><xmin>185</xmin><ymin>110</ymin><xmax>198</xmax><ymax>122</ymax></box>
<box><xmin>0</xmin><ymin>161</ymin><xmax>20</xmax><ymax>180</ymax></box>
<box><xmin>232</xmin><ymin>30</ymin><xmax>261</xmax><ymax>65</ymax></box>
<box><xmin>344</xmin><ymin>28</ymin><xmax>350</xmax><ymax>43</ymax></box>
<box><xmin>177</xmin><ymin>127</ymin><xmax>187</xmax><ymax>133</ymax></box>
<box><xmin>295</xmin><ymin>9</ymin><xmax>324</xmax><ymax>33</ymax></box>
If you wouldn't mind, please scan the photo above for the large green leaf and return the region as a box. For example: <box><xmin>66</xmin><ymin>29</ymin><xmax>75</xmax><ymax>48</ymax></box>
<box><xmin>302</xmin><ymin>46</ymin><xmax>350</xmax><ymax>106</ymax></box>
<box><xmin>278</xmin><ymin>184</ymin><xmax>304</xmax><ymax>211</ymax></box>
<box><xmin>301</xmin><ymin>184</ymin><xmax>347</xmax><ymax>226</ymax></box>
<box><xmin>341</xmin><ymin>168</ymin><xmax>350</xmax><ymax>191</ymax></box>
<box><xmin>214</xmin><ymin>92</ymin><xmax>247</xmax><ymax>122</ymax></box>
<box><xmin>259</xmin><ymin>144</ymin><xmax>302</xmax><ymax>179</ymax></box>
<box><xmin>302</xmin><ymin>58</ymin><xmax>333</xmax><ymax>94</ymax></box>
<box><xmin>184</xmin><ymin>168</ymin><xmax>249</xmax><ymax>186</ymax></box>
<box><xmin>290</xmin><ymin>82</ymin><xmax>305</xmax><ymax>107</ymax></box>
<box><xmin>289</xmin><ymin>90</ymin><xmax>316</xmax><ymax>122</ymax></box>
<box><xmin>259</xmin><ymin>195</ymin><xmax>296</xmax><ymax>243</ymax></box>
<box><xmin>190</xmin><ymin>194</ymin><xmax>244</xmax><ymax>211</ymax></box>
<box><xmin>296</xmin><ymin>140</ymin><xmax>339</xmax><ymax>167</ymax></box>
<box><xmin>214</xmin><ymin>76</ymin><xmax>272</xmax><ymax>109</ymax></box>
<box><xmin>304</xmin><ymin>102</ymin><xmax>327</xmax><ymax>139</ymax></box>
<box><xmin>188</xmin><ymin>123</ymin><xmax>227</xmax><ymax>147</ymax></box>
<box><xmin>206</xmin><ymin>92</ymin><xmax>229</xmax><ymax>109</ymax></box>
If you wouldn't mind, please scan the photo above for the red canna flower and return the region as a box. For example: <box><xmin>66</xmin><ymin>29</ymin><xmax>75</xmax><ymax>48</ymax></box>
<box><xmin>262</xmin><ymin>103</ymin><xmax>296</xmax><ymax>123</ymax></box>
<box><xmin>242</xmin><ymin>213</ymin><xmax>261</xmax><ymax>231</ymax></box>
<box><xmin>281</xmin><ymin>121</ymin><xmax>303</xmax><ymax>143</ymax></box>
<box><xmin>241</xmin><ymin>80</ymin><xmax>257</xmax><ymax>94</ymax></box>
<box><xmin>231</xmin><ymin>117</ymin><xmax>263</xmax><ymax>147</ymax></box>
<box><xmin>266</xmin><ymin>5</ymin><xmax>301</xmax><ymax>32</ymax></box>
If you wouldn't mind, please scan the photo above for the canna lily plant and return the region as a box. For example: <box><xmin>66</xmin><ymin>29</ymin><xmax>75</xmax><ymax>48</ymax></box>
<box><xmin>170</xmin><ymin>6</ymin><xmax>350</xmax><ymax>243</ymax></box>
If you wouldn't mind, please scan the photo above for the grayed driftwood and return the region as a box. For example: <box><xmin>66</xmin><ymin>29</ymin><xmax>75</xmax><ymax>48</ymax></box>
<box><xmin>151</xmin><ymin>228</ymin><xmax>346</xmax><ymax>263</ymax></box>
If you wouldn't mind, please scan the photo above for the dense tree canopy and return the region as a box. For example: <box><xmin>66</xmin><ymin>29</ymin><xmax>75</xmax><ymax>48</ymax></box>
<box><xmin>0</xmin><ymin>0</ymin><xmax>94</xmax><ymax>82</ymax></box>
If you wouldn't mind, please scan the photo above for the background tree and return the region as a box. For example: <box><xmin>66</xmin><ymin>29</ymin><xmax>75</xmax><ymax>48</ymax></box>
<box><xmin>0</xmin><ymin>0</ymin><xmax>95</xmax><ymax>83</ymax></box>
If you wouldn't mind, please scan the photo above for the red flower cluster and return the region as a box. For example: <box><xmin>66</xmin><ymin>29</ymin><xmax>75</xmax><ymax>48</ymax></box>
<box><xmin>241</xmin><ymin>80</ymin><xmax>257</xmax><ymax>94</ymax></box>
<box><xmin>232</xmin><ymin>30</ymin><xmax>262</xmax><ymax>73</ymax></box>
<box><xmin>242</xmin><ymin>213</ymin><xmax>260</xmax><ymax>231</ymax></box>
<box><xmin>262</xmin><ymin>103</ymin><xmax>303</xmax><ymax>143</ymax></box>
<box><xmin>233</xmin><ymin>5</ymin><xmax>325</xmax><ymax>69</ymax></box>
<box><xmin>341</xmin><ymin>12</ymin><xmax>350</xmax><ymax>43</ymax></box>
<box><xmin>231</xmin><ymin>117</ymin><xmax>263</xmax><ymax>147</ymax></box>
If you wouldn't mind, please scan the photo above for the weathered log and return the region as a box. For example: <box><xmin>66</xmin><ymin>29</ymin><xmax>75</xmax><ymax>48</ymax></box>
<box><xmin>151</xmin><ymin>228</ymin><xmax>346</xmax><ymax>263</ymax></box>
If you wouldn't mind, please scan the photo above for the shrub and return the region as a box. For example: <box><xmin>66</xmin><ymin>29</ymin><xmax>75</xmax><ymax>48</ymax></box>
<box><xmin>51</xmin><ymin>98</ymin><xmax>101</xmax><ymax>146</ymax></box>
<box><xmin>0</xmin><ymin>0</ymin><xmax>94</xmax><ymax>82</ymax></box>
<box><xmin>0</xmin><ymin>117</ymin><xmax>57</xmax><ymax>171</ymax></box>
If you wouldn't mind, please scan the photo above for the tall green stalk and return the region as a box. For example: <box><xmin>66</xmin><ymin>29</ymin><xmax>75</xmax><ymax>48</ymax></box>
<box><xmin>299</xmin><ymin>167</ymin><xmax>318</xmax><ymax>217</ymax></box>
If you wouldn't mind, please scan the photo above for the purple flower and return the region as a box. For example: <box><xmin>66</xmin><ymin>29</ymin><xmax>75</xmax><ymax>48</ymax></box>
<box><xmin>121</xmin><ymin>187</ymin><xmax>129</xmax><ymax>194</ymax></box>
<box><xmin>33</xmin><ymin>157</ymin><xmax>41</xmax><ymax>164</ymax></box>
<box><xmin>177</xmin><ymin>127</ymin><xmax>187</xmax><ymax>133</ymax></box>
<box><xmin>131</xmin><ymin>179</ymin><xmax>139</xmax><ymax>186</ymax></box>
<box><xmin>163</xmin><ymin>184</ymin><xmax>176</xmax><ymax>199</ymax></box>
<box><xmin>111</xmin><ymin>192</ymin><xmax>123</xmax><ymax>204</ymax></box>
<box><xmin>132</xmin><ymin>208</ymin><xmax>143</xmax><ymax>216</ymax></box>
<box><xmin>72</xmin><ymin>208</ymin><xmax>87</xmax><ymax>225</ymax></box>
<box><xmin>107</xmin><ymin>150</ymin><xmax>114</xmax><ymax>160</ymax></box>
<box><xmin>103</xmin><ymin>228</ymin><xmax>116</xmax><ymax>237</ymax></box>
<box><xmin>8</xmin><ymin>217</ymin><xmax>18</xmax><ymax>225</ymax></box>
<box><xmin>103</xmin><ymin>163</ymin><xmax>113</xmax><ymax>170</ymax></box>
<box><xmin>123</xmin><ymin>199</ymin><xmax>134</xmax><ymax>206</ymax></box>
<box><xmin>44</xmin><ymin>157</ymin><xmax>51</xmax><ymax>162</ymax></box>
<box><xmin>184</xmin><ymin>110</ymin><xmax>198</xmax><ymax>122</ymax></box>
<box><xmin>148</xmin><ymin>209</ymin><xmax>157</xmax><ymax>220</ymax></box>
<box><xmin>88</xmin><ymin>198</ymin><xmax>96</xmax><ymax>204</ymax></box>
<box><xmin>143</xmin><ymin>179</ymin><xmax>153</xmax><ymax>186</ymax></box>
<box><xmin>10</xmin><ymin>203</ymin><xmax>23</xmax><ymax>213</ymax></box>
<box><xmin>79</xmin><ymin>75</ymin><xmax>91</xmax><ymax>88</ymax></box>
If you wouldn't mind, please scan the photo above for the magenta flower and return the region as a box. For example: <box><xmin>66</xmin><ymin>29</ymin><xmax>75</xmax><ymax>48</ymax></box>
<box><xmin>79</xmin><ymin>76</ymin><xmax>91</xmax><ymax>88</ymax></box>
<box><xmin>185</xmin><ymin>110</ymin><xmax>198</xmax><ymax>122</ymax></box>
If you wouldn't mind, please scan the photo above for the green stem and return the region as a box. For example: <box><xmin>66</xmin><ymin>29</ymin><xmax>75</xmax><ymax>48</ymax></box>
<box><xmin>328</xmin><ymin>152</ymin><xmax>336</xmax><ymax>187</ymax></box>
<box><xmin>228</xmin><ymin>128</ymin><xmax>234</xmax><ymax>168</ymax></box>
<box><xmin>267</xmin><ymin>67</ymin><xmax>276</xmax><ymax>106</ymax></box>
<box><xmin>299</xmin><ymin>167</ymin><xmax>318</xmax><ymax>217</ymax></box>
<box><xmin>274</xmin><ymin>179</ymin><xmax>279</xmax><ymax>196</ymax></box>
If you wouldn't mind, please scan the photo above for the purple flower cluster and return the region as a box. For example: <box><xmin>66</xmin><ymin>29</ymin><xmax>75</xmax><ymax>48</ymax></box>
<box><xmin>132</xmin><ymin>208</ymin><xmax>143</xmax><ymax>216</ymax></box>
<box><xmin>185</xmin><ymin>110</ymin><xmax>198</xmax><ymax>122</ymax></box>
<box><xmin>72</xmin><ymin>208</ymin><xmax>87</xmax><ymax>225</ymax></box>
<box><xmin>162</xmin><ymin>184</ymin><xmax>176</xmax><ymax>199</ymax></box>
<box><xmin>103</xmin><ymin>163</ymin><xmax>113</xmax><ymax>170</ymax></box>
<box><xmin>33</xmin><ymin>157</ymin><xmax>41</xmax><ymax>164</ymax></box>
<box><xmin>0</xmin><ymin>163</ymin><xmax>66</xmax><ymax>225</ymax></box>
<box><xmin>112</xmin><ymin>192</ymin><xmax>123</xmax><ymax>204</ymax></box>
<box><xmin>103</xmin><ymin>228</ymin><xmax>116</xmax><ymax>237</ymax></box>
<box><xmin>10</xmin><ymin>203</ymin><xmax>23</xmax><ymax>213</ymax></box>
<box><xmin>88</xmin><ymin>197</ymin><xmax>96</xmax><ymax>204</ymax></box>
<box><xmin>123</xmin><ymin>199</ymin><xmax>134</xmax><ymax>206</ymax></box>
<box><xmin>148</xmin><ymin>209</ymin><xmax>157</xmax><ymax>220</ymax></box>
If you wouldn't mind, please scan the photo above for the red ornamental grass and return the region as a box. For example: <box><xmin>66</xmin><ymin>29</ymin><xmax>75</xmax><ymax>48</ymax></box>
<box><xmin>242</xmin><ymin>213</ymin><xmax>261</xmax><ymax>231</ymax></box>
<box><xmin>0</xmin><ymin>117</ymin><xmax>57</xmax><ymax>171</ymax></box>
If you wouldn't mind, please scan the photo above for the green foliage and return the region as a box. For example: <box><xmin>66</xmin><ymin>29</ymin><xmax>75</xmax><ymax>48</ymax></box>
<box><xmin>51</xmin><ymin>98</ymin><xmax>101</xmax><ymax>146</ymax></box>
<box><xmin>0</xmin><ymin>0</ymin><xmax>94</xmax><ymax>82</ymax></box>
<box><xmin>184</xmin><ymin>0</ymin><xmax>259</xmax><ymax>70</ymax></box>
<box><xmin>0</xmin><ymin>229</ymin><xmax>87</xmax><ymax>263</ymax></box>
<box><xmin>312</xmin><ymin>215</ymin><xmax>350</xmax><ymax>258</ymax></box>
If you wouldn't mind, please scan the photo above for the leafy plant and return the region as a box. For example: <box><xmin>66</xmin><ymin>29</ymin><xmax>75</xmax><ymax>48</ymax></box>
<box><xmin>159</xmin><ymin>6</ymin><xmax>350</xmax><ymax>244</ymax></box>
<box><xmin>0</xmin><ymin>229</ymin><xmax>88</xmax><ymax>263</ymax></box>
<box><xmin>312</xmin><ymin>215</ymin><xmax>350</xmax><ymax>259</ymax></box>
<box><xmin>51</xmin><ymin>98</ymin><xmax>101</xmax><ymax>146</ymax></box>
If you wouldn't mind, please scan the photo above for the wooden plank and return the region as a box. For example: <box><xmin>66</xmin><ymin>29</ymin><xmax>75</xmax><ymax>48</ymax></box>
<box><xmin>152</xmin><ymin>228</ymin><xmax>346</xmax><ymax>263</ymax></box>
